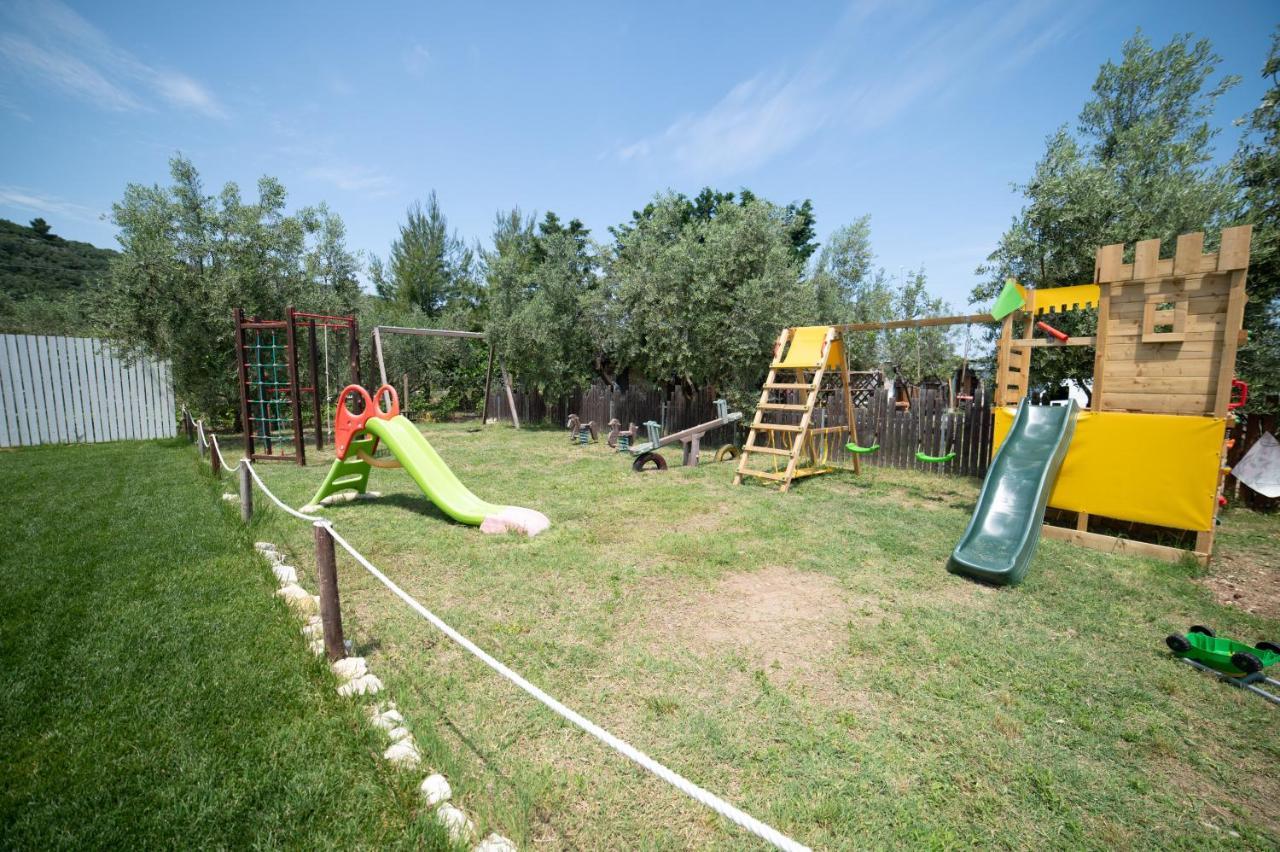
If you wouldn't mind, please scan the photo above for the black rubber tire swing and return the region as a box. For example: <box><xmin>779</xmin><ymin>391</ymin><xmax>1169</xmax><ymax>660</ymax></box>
<box><xmin>632</xmin><ymin>451</ymin><xmax>667</xmax><ymax>472</ymax></box>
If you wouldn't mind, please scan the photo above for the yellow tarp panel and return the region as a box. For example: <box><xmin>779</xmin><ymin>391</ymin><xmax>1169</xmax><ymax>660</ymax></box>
<box><xmin>774</xmin><ymin>326</ymin><xmax>841</xmax><ymax>369</ymax></box>
<box><xmin>993</xmin><ymin>408</ymin><xmax>1225</xmax><ymax>531</ymax></box>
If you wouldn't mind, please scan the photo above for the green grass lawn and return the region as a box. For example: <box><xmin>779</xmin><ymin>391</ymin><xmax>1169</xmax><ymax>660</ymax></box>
<box><xmin>229</xmin><ymin>422</ymin><xmax>1280</xmax><ymax>850</ymax></box>
<box><xmin>0</xmin><ymin>440</ymin><xmax>456</xmax><ymax>850</ymax></box>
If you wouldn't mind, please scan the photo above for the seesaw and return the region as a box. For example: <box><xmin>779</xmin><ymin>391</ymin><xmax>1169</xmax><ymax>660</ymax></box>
<box><xmin>628</xmin><ymin>399</ymin><xmax>743</xmax><ymax>471</ymax></box>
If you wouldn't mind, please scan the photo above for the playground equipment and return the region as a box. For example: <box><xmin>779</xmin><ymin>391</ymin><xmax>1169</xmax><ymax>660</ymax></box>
<box><xmin>234</xmin><ymin>307</ymin><xmax>359</xmax><ymax>465</ymax></box>
<box><xmin>740</xmin><ymin>226</ymin><xmax>1254</xmax><ymax>573</ymax></box>
<box><xmin>304</xmin><ymin>384</ymin><xmax>549</xmax><ymax>536</ymax></box>
<box><xmin>371</xmin><ymin>325</ymin><xmax>520</xmax><ymax>428</ymax></box>
<box><xmin>630</xmin><ymin>399</ymin><xmax>742</xmax><ymax>471</ymax></box>
<box><xmin>1165</xmin><ymin>625</ymin><xmax>1280</xmax><ymax>706</ymax></box>
<box><xmin>947</xmin><ymin>399</ymin><xmax>1078</xmax><ymax>584</ymax></box>
<box><xmin>565</xmin><ymin>414</ymin><xmax>599</xmax><ymax>445</ymax></box>
<box><xmin>606</xmin><ymin>418</ymin><xmax>640</xmax><ymax>451</ymax></box>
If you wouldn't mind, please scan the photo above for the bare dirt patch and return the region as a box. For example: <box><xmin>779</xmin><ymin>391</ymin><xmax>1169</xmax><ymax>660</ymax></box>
<box><xmin>645</xmin><ymin>565</ymin><xmax>866</xmax><ymax>672</ymax></box>
<box><xmin>1202</xmin><ymin>548</ymin><xmax>1280</xmax><ymax>621</ymax></box>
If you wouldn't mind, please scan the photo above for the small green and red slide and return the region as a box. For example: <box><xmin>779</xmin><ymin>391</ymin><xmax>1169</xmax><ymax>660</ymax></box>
<box><xmin>304</xmin><ymin>384</ymin><xmax>549</xmax><ymax>536</ymax></box>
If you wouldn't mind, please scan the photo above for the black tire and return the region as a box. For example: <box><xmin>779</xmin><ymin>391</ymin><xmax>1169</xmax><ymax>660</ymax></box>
<box><xmin>1255</xmin><ymin>641</ymin><xmax>1280</xmax><ymax>655</ymax></box>
<box><xmin>1165</xmin><ymin>634</ymin><xmax>1191</xmax><ymax>653</ymax></box>
<box><xmin>713</xmin><ymin>444</ymin><xmax>740</xmax><ymax>463</ymax></box>
<box><xmin>632</xmin><ymin>452</ymin><xmax>667</xmax><ymax>472</ymax></box>
<box><xmin>1189</xmin><ymin>625</ymin><xmax>1215</xmax><ymax>637</ymax></box>
<box><xmin>1231</xmin><ymin>651</ymin><xmax>1263</xmax><ymax>674</ymax></box>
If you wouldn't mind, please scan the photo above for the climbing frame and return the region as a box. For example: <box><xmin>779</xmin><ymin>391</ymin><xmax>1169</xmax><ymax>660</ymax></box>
<box><xmin>234</xmin><ymin>306</ymin><xmax>359</xmax><ymax>465</ymax></box>
<box><xmin>734</xmin><ymin>325</ymin><xmax>860</xmax><ymax>492</ymax></box>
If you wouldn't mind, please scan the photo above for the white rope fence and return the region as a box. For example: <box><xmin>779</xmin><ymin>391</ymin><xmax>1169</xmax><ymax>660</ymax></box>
<box><xmin>187</xmin><ymin>413</ymin><xmax>809</xmax><ymax>852</ymax></box>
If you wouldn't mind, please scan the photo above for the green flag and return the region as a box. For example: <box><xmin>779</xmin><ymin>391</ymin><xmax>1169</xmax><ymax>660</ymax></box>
<box><xmin>991</xmin><ymin>278</ymin><xmax>1025</xmax><ymax>320</ymax></box>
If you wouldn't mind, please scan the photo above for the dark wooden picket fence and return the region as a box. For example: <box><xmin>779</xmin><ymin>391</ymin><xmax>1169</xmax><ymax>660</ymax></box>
<box><xmin>487</xmin><ymin>380</ymin><xmax>997</xmax><ymax>478</ymax></box>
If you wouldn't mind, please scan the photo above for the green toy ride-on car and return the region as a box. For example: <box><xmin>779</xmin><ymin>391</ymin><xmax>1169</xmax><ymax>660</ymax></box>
<box><xmin>1165</xmin><ymin>625</ymin><xmax>1280</xmax><ymax>706</ymax></box>
<box><xmin>1165</xmin><ymin>625</ymin><xmax>1280</xmax><ymax>675</ymax></box>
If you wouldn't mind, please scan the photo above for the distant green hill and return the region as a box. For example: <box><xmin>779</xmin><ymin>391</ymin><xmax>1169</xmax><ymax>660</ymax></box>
<box><xmin>0</xmin><ymin>217</ymin><xmax>117</xmax><ymax>334</ymax></box>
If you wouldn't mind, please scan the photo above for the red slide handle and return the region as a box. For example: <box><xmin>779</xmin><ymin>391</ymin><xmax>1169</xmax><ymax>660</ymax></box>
<box><xmin>1036</xmin><ymin>320</ymin><xmax>1069</xmax><ymax>342</ymax></box>
<box><xmin>333</xmin><ymin>384</ymin><xmax>401</xmax><ymax>458</ymax></box>
<box><xmin>1228</xmin><ymin>379</ymin><xmax>1248</xmax><ymax>411</ymax></box>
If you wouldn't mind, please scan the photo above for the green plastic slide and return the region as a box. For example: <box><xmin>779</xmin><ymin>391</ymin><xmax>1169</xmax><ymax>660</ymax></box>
<box><xmin>947</xmin><ymin>399</ymin><xmax>1078</xmax><ymax>585</ymax></box>
<box><xmin>305</xmin><ymin>415</ymin><xmax>549</xmax><ymax>536</ymax></box>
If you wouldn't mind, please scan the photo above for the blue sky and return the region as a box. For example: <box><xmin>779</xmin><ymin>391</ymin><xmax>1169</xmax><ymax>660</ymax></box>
<box><xmin>0</xmin><ymin>0</ymin><xmax>1275</xmax><ymax>309</ymax></box>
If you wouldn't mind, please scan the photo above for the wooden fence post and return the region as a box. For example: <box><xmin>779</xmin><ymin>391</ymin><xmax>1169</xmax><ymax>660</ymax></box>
<box><xmin>313</xmin><ymin>523</ymin><xmax>346</xmax><ymax>662</ymax></box>
<box><xmin>239</xmin><ymin>463</ymin><xmax>253</xmax><ymax>523</ymax></box>
<box><xmin>210</xmin><ymin>436</ymin><xmax>221</xmax><ymax>478</ymax></box>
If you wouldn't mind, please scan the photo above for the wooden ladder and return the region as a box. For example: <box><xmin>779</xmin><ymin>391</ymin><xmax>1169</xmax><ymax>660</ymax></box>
<box><xmin>995</xmin><ymin>292</ymin><xmax>1035</xmax><ymax>405</ymax></box>
<box><xmin>734</xmin><ymin>327</ymin><xmax>838</xmax><ymax>492</ymax></box>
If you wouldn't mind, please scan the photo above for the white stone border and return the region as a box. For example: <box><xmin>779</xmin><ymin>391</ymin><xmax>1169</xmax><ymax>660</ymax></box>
<box><xmin>253</xmin><ymin>541</ymin><xmax>510</xmax><ymax>849</ymax></box>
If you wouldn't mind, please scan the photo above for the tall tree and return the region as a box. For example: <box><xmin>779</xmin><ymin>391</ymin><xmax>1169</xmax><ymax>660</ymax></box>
<box><xmin>484</xmin><ymin>209</ymin><xmax>602</xmax><ymax>400</ymax></box>
<box><xmin>605</xmin><ymin>191</ymin><xmax>814</xmax><ymax>410</ymax></box>
<box><xmin>974</xmin><ymin>31</ymin><xmax>1239</xmax><ymax>400</ymax></box>
<box><xmin>810</xmin><ymin>216</ymin><xmax>893</xmax><ymax>367</ymax></box>
<box><xmin>882</xmin><ymin>269</ymin><xmax>955</xmax><ymax>383</ymax></box>
<box><xmin>97</xmin><ymin>155</ymin><xmax>361</xmax><ymax>417</ymax></box>
<box><xmin>381</xmin><ymin>192</ymin><xmax>476</xmax><ymax>317</ymax></box>
<box><xmin>1235</xmin><ymin>28</ymin><xmax>1280</xmax><ymax>411</ymax></box>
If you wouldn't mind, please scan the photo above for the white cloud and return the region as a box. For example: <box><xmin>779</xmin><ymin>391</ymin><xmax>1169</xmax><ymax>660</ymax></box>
<box><xmin>0</xmin><ymin>185</ymin><xmax>104</xmax><ymax>223</ymax></box>
<box><xmin>403</xmin><ymin>43</ymin><xmax>430</xmax><ymax>79</ymax></box>
<box><xmin>0</xmin><ymin>0</ymin><xmax>225</xmax><ymax>118</ymax></box>
<box><xmin>617</xmin><ymin>0</ymin><xmax>1075</xmax><ymax>178</ymax></box>
<box><xmin>305</xmin><ymin>165</ymin><xmax>397</xmax><ymax>199</ymax></box>
<box><xmin>0</xmin><ymin>33</ymin><xmax>140</xmax><ymax>111</ymax></box>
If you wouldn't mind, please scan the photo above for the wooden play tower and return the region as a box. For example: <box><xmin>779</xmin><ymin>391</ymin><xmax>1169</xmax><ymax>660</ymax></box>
<box><xmin>736</xmin><ymin>226</ymin><xmax>1253</xmax><ymax>564</ymax></box>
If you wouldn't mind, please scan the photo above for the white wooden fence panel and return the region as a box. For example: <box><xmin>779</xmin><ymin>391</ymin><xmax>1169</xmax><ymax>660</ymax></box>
<box><xmin>3</xmin><ymin>335</ymin><xmax>30</xmax><ymax>445</ymax></box>
<box><xmin>0</xmin><ymin>334</ymin><xmax>175</xmax><ymax>447</ymax></box>
<box><xmin>65</xmin><ymin>338</ymin><xmax>88</xmax><ymax>443</ymax></box>
<box><xmin>100</xmin><ymin>339</ymin><xmax>121</xmax><ymax>443</ymax></box>
<box><xmin>76</xmin><ymin>337</ymin><xmax>101</xmax><ymax>443</ymax></box>
<box><xmin>46</xmin><ymin>337</ymin><xmax>72</xmax><ymax>443</ymax></box>
<box><xmin>67</xmin><ymin>339</ymin><xmax>86</xmax><ymax>440</ymax></box>
<box><xmin>27</xmin><ymin>336</ymin><xmax>50</xmax><ymax>444</ymax></box>
<box><xmin>0</xmin><ymin>337</ymin><xmax>12</xmax><ymax>447</ymax></box>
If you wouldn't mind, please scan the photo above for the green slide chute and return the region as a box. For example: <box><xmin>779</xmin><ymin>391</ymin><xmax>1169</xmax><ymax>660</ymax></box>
<box><xmin>947</xmin><ymin>399</ymin><xmax>1077</xmax><ymax>585</ymax></box>
<box><xmin>306</xmin><ymin>408</ymin><xmax>548</xmax><ymax>536</ymax></box>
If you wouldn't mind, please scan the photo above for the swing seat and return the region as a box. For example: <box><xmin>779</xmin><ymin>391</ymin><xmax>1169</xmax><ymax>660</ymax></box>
<box><xmin>846</xmin><ymin>442</ymin><xmax>879</xmax><ymax>454</ymax></box>
<box><xmin>915</xmin><ymin>451</ymin><xmax>956</xmax><ymax>464</ymax></box>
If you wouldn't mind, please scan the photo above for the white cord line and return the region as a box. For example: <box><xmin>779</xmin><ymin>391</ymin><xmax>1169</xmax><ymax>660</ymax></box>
<box><xmin>184</xmin><ymin>410</ymin><xmax>808</xmax><ymax>852</ymax></box>
<box><xmin>190</xmin><ymin>412</ymin><xmax>322</xmax><ymax>523</ymax></box>
<box><xmin>244</xmin><ymin>460</ymin><xmax>323</xmax><ymax>523</ymax></box>
<box><xmin>322</xmin><ymin>522</ymin><xmax>810</xmax><ymax>852</ymax></box>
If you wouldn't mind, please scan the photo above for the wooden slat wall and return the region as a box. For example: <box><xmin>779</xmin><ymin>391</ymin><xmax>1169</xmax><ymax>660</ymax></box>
<box><xmin>1095</xmin><ymin>227</ymin><xmax>1251</xmax><ymax>417</ymax></box>
<box><xmin>0</xmin><ymin>334</ymin><xmax>176</xmax><ymax>447</ymax></box>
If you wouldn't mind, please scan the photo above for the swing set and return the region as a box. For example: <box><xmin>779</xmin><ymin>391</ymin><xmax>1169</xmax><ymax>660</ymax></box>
<box><xmin>845</xmin><ymin>321</ymin><xmax>976</xmax><ymax>464</ymax></box>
